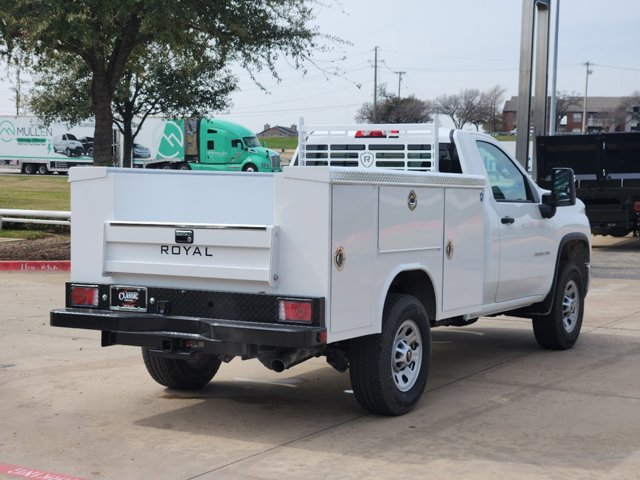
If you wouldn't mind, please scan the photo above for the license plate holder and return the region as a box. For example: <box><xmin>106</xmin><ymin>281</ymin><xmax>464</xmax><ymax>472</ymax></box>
<box><xmin>110</xmin><ymin>285</ymin><xmax>148</xmax><ymax>312</ymax></box>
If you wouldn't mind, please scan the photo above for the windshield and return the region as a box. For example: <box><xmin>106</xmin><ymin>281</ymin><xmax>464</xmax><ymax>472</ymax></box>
<box><xmin>243</xmin><ymin>136</ymin><xmax>261</xmax><ymax>148</ymax></box>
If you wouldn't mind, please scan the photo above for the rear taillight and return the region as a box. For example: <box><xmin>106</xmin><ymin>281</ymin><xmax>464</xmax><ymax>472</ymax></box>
<box><xmin>278</xmin><ymin>299</ymin><xmax>312</xmax><ymax>323</ymax></box>
<box><xmin>633</xmin><ymin>201</ymin><xmax>640</xmax><ymax>212</ymax></box>
<box><xmin>70</xmin><ymin>285</ymin><xmax>99</xmax><ymax>307</ymax></box>
<box><xmin>355</xmin><ymin>130</ymin><xmax>386</xmax><ymax>138</ymax></box>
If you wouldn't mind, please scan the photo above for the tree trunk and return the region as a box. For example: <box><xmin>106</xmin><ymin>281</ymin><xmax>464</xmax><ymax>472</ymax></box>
<box><xmin>92</xmin><ymin>74</ymin><xmax>115</xmax><ymax>167</ymax></box>
<box><xmin>122</xmin><ymin>116</ymin><xmax>133</xmax><ymax>168</ymax></box>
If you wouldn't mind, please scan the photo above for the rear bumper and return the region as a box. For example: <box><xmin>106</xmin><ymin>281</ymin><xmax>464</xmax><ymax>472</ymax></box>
<box><xmin>50</xmin><ymin>283</ymin><xmax>326</xmax><ymax>355</ymax></box>
<box><xmin>50</xmin><ymin>308</ymin><xmax>326</xmax><ymax>355</ymax></box>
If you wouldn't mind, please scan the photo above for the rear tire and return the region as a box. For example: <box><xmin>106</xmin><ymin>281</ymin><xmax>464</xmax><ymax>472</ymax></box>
<box><xmin>142</xmin><ymin>348</ymin><xmax>221</xmax><ymax>390</ymax></box>
<box><xmin>23</xmin><ymin>163</ymin><xmax>36</xmax><ymax>175</ymax></box>
<box><xmin>533</xmin><ymin>262</ymin><xmax>584</xmax><ymax>350</ymax></box>
<box><xmin>349</xmin><ymin>293</ymin><xmax>431</xmax><ymax>416</ymax></box>
<box><xmin>37</xmin><ymin>164</ymin><xmax>48</xmax><ymax>175</ymax></box>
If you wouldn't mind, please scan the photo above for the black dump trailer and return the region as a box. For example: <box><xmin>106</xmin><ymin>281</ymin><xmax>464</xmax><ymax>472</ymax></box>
<box><xmin>537</xmin><ymin>132</ymin><xmax>640</xmax><ymax>237</ymax></box>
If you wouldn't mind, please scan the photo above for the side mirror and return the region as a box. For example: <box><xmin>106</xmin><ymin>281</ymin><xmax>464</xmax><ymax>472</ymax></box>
<box><xmin>551</xmin><ymin>167</ymin><xmax>576</xmax><ymax>206</ymax></box>
<box><xmin>539</xmin><ymin>168</ymin><xmax>576</xmax><ymax>219</ymax></box>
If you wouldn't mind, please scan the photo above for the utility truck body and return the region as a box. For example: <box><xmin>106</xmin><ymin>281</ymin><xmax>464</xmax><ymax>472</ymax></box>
<box><xmin>51</xmin><ymin>122</ymin><xmax>591</xmax><ymax>415</ymax></box>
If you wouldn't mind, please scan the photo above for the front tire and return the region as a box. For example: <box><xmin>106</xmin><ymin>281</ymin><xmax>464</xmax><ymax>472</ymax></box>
<box><xmin>533</xmin><ymin>262</ymin><xmax>584</xmax><ymax>350</ymax></box>
<box><xmin>349</xmin><ymin>294</ymin><xmax>431</xmax><ymax>416</ymax></box>
<box><xmin>243</xmin><ymin>164</ymin><xmax>258</xmax><ymax>172</ymax></box>
<box><xmin>142</xmin><ymin>348</ymin><xmax>221</xmax><ymax>390</ymax></box>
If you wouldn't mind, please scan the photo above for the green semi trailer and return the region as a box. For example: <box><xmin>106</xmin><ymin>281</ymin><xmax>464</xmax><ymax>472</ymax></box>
<box><xmin>141</xmin><ymin>118</ymin><xmax>281</xmax><ymax>172</ymax></box>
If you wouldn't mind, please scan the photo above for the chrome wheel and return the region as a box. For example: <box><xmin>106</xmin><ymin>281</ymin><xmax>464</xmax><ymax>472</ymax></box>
<box><xmin>350</xmin><ymin>294</ymin><xmax>431</xmax><ymax>415</ymax></box>
<box><xmin>392</xmin><ymin>319</ymin><xmax>423</xmax><ymax>392</ymax></box>
<box><xmin>562</xmin><ymin>280</ymin><xmax>580</xmax><ymax>333</ymax></box>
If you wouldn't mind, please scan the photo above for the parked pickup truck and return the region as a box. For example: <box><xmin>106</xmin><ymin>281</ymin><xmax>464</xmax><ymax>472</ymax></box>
<box><xmin>537</xmin><ymin>132</ymin><xmax>640</xmax><ymax>237</ymax></box>
<box><xmin>51</xmin><ymin>122</ymin><xmax>591</xmax><ymax>416</ymax></box>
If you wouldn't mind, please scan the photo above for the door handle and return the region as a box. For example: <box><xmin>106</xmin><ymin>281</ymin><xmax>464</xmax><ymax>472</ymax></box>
<box><xmin>501</xmin><ymin>216</ymin><xmax>515</xmax><ymax>225</ymax></box>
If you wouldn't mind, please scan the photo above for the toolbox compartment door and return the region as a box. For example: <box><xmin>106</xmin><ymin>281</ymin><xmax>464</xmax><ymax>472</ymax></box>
<box><xmin>103</xmin><ymin>222</ymin><xmax>279</xmax><ymax>286</ymax></box>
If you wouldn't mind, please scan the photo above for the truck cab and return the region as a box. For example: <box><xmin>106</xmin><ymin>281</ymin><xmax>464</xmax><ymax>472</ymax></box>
<box><xmin>148</xmin><ymin>118</ymin><xmax>281</xmax><ymax>172</ymax></box>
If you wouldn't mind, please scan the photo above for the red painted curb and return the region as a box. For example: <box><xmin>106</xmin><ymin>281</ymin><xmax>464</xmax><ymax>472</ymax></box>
<box><xmin>0</xmin><ymin>463</ymin><xmax>86</xmax><ymax>480</ymax></box>
<box><xmin>0</xmin><ymin>260</ymin><xmax>70</xmax><ymax>272</ymax></box>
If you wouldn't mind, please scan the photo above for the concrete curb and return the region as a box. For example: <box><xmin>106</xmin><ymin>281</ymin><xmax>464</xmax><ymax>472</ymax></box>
<box><xmin>0</xmin><ymin>261</ymin><xmax>70</xmax><ymax>272</ymax></box>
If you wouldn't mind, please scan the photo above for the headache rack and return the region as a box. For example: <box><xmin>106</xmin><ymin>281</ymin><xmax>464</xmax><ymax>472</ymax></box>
<box><xmin>296</xmin><ymin>117</ymin><xmax>440</xmax><ymax>172</ymax></box>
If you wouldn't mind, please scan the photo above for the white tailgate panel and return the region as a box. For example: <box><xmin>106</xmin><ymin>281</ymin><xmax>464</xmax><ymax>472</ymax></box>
<box><xmin>103</xmin><ymin>223</ymin><xmax>278</xmax><ymax>286</ymax></box>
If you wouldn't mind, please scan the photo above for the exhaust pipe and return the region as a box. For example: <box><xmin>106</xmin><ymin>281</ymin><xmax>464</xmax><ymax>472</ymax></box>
<box><xmin>259</xmin><ymin>348</ymin><xmax>321</xmax><ymax>372</ymax></box>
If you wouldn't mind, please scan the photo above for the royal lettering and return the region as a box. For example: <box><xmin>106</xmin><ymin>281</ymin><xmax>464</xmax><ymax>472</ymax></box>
<box><xmin>160</xmin><ymin>245</ymin><xmax>213</xmax><ymax>257</ymax></box>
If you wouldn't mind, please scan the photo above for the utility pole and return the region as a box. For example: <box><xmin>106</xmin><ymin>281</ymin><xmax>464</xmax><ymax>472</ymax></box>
<box><xmin>394</xmin><ymin>71</ymin><xmax>406</xmax><ymax>98</ymax></box>
<box><xmin>373</xmin><ymin>46</ymin><xmax>378</xmax><ymax>123</ymax></box>
<box><xmin>581</xmin><ymin>61</ymin><xmax>593</xmax><ymax>133</ymax></box>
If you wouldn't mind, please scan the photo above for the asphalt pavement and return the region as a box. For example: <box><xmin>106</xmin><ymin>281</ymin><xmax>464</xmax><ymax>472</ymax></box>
<box><xmin>1</xmin><ymin>239</ymin><xmax>640</xmax><ymax>480</ymax></box>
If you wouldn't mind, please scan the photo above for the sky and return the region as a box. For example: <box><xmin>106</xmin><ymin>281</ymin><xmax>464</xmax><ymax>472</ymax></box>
<box><xmin>1</xmin><ymin>0</ymin><xmax>639</xmax><ymax>133</ymax></box>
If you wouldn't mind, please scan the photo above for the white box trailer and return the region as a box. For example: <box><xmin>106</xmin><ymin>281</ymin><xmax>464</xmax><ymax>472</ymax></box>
<box><xmin>0</xmin><ymin>116</ymin><xmax>97</xmax><ymax>174</ymax></box>
<box><xmin>51</xmin><ymin>122</ymin><xmax>591</xmax><ymax>415</ymax></box>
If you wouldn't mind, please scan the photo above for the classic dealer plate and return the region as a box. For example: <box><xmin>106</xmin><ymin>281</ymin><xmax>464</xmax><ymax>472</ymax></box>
<box><xmin>110</xmin><ymin>285</ymin><xmax>148</xmax><ymax>312</ymax></box>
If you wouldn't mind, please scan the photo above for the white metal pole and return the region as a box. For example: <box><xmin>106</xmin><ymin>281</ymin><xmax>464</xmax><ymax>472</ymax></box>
<box><xmin>549</xmin><ymin>0</ymin><xmax>560</xmax><ymax>135</ymax></box>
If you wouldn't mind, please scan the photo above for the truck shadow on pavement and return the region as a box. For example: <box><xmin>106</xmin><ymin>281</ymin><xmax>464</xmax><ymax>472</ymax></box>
<box><xmin>134</xmin><ymin>325</ymin><xmax>543</xmax><ymax>435</ymax></box>
<box><xmin>129</xmin><ymin>322</ymin><xmax>640</xmax><ymax>477</ymax></box>
<box><xmin>129</xmin><ymin>322</ymin><xmax>640</xmax><ymax>476</ymax></box>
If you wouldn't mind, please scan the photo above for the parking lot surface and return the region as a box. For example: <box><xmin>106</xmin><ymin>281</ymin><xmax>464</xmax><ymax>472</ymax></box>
<box><xmin>1</xmin><ymin>242</ymin><xmax>640</xmax><ymax>479</ymax></box>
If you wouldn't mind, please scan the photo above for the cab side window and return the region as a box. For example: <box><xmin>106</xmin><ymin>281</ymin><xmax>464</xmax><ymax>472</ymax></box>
<box><xmin>476</xmin><ymin>141</ymin><xmax>531</xmax><ymax>202</ymax></box>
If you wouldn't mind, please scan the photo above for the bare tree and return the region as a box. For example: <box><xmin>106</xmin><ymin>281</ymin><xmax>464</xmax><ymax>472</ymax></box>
<box><xmin>434</xmin><ymin>93</ymin><xmax>462</xmax><ymax>128</ymax></box>
<box><xmin>554</xmin><ymin>91</ymin><xmax>582</xmax><ymax>132</ymax></box>
<box><xmin>480</xmin><ymin>85</ymin><xmax>506</xmax><ymax>133</ymax></box>
<box><xmin>2</xmin><ymin>50</ymin><xmax>30</xmax><ymax>115</ymax></box>
<box><xmin>594</xmin><ymin>107</ymin><xmax>620</xmax><ymax>132</ymax></box>
<box><xmin>616</xmin><ymin>91</ymin><xmax>640</xmax><ymax>131</ymax></box>
<box><xmin>356</xmin><ymin>85</ymin><xmax>432</xmax><ymax>123</ymax></box>
<box><xmin>435</xmin><ymin>89</ymin><xmax>482</xmax><ymax>129</ymax></box>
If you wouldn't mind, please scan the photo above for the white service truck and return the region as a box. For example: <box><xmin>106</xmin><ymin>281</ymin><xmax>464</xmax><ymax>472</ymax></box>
<box><xmin>50</xmin><ymin>122</ymin><xmax>591</xmax><ymax>415</ymax></box>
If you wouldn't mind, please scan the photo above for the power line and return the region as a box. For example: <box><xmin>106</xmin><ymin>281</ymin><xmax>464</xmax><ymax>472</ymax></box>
<box><xmin>591</xmin><ymin>62</ymin><xmax>640</xmax><ymax>72</ymax></box>
<box><xmin>223</xmin><ymin>102</ymin><xmax>363</xmax><ymax>115</ymax></box>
